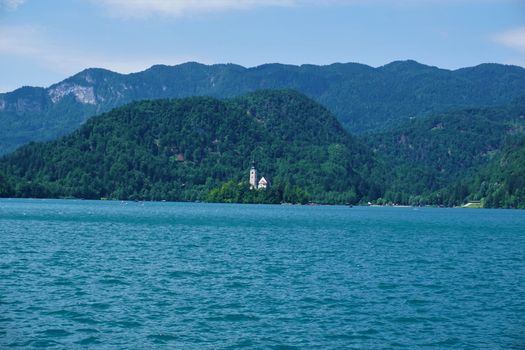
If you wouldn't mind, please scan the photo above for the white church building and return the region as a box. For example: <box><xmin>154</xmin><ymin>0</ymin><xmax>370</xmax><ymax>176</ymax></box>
<box><xmin>249</xmin><ymin>161</ymin><xmax>268</xmax><ymax>190</ymax></box>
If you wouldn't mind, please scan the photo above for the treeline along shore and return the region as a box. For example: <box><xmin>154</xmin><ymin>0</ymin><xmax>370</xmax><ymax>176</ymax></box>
<box><xmin>1</xmin><ymin>89</ymin><xmax>524</xmax><ymax>208</ymax></box>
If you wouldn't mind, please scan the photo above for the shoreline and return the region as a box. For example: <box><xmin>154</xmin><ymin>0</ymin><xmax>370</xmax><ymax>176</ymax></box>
<box><xmin>0</xmin><ymin>197</ymin><xmax>520</xmax><ymax>209</ymax></box>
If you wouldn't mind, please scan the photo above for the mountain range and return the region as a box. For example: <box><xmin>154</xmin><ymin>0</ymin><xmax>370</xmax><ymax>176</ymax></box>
<box><xmin>2</xmin><ymin>60</ymin><xmax>525</xmax><ymax>155</ymax></box>
<box><xmin>1</xmin><ymin>61</ymin><xmax>524</xmax><ymax>207</ymax></box>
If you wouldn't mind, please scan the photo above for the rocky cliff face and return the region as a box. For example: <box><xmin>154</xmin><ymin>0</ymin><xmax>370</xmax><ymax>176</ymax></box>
<box><xmin>48</xmin><ymin>83</ymin><xmax>96</xmax><ymax>105</ymax></box>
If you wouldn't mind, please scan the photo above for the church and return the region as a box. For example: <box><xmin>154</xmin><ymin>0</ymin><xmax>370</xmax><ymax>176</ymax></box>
<box><xmin>249</xmin><ymin>161</ymin><xmax>268</xmax><ymax>190</ymax></box>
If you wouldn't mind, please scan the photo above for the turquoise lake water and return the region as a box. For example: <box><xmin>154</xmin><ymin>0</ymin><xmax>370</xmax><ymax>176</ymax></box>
<box><xmin>1</xmin><ymin>199</ymin><xmax>524</xmax><ymax>349</ymax></box>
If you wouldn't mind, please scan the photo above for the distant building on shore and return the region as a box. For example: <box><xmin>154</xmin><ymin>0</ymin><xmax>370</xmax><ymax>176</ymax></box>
<box><xmin>249</xmin><ymin>161</ymin><xmax>268</xmax><ymax>190</ymax></box>
<box><xmin>250</xmin><ymin>161</ymin><xmax>258</xmax><ymax>189</ymax></box>
<box><xmin>258</xmin><ymin>177</ymin><xmax>268</xmax><ymax>189</ymax></box>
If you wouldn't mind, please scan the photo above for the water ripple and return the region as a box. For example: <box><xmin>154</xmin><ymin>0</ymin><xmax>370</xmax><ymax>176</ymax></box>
<box><xmin>1</xmin><ymin>199</ymin><xmax>524</xmax><ymax>349</ymax></box>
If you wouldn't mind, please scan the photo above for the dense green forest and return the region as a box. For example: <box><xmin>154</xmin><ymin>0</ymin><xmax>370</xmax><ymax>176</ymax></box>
<box><xmin>474</xmin><ymin>136</ymin><xmax>525</xmax><ymax>208</ymax></box>
<box><xmin>2</xmin><ymin>60</ymin><xmax>525</xmax><ymax>154</ymax></box>
<box><xmin>0</xmin><ymin>91</ymin><xmax>382</xmax><ymax>204</ymax></box>
<box><xmin>364</xmin><ymin>97</ymin><xmax>525</xmax><ymax>204</ymax></box>
<box><xmin>397</xmin><ymin>136</ymin><xmax>525</xmax><ymax>209</ymax></box>
<box><xmin>442</xmin><ymin>136</ymin><xmax>525</xmax><ymax>208</ymax></box>
<box><xmin>1</xmin><ymin>90</ymin><xmax>524</xmax><ymax>207</ymax></box>
<box><xmin>206</xmin><ymin>181</ymin><xmax>311</xmax><ymax>205</ymax></box>
<box><xmin>0</xmin><ymin>171</ymin><xmax>13</xmax><ymax>197</ymax></box>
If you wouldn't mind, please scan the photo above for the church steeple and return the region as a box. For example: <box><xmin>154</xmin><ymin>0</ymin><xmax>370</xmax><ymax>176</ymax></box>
<box><xmin>249</xmin><ymin>161</ymin><xmax>257</xmax><ymax>189</ymax></box>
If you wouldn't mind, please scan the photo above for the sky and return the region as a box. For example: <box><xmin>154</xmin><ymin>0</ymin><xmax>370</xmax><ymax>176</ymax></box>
<box><xmin>0</xmin><ymin>0</ymin><xmax>525</xmax><ymax>92</ymax></box>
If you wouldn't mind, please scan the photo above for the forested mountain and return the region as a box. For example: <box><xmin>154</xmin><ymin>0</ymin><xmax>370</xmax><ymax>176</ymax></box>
<box><xmin>2</xmin><ymin>60</ymin><xmax>525</xmax><ymax>155</ymax></box>
<box><xmin>467</xmin><ymin>136</ymin><xmax>525</xmax><ymax>208</ymax></box>
<box><xmin>0</xmin><ymin>91</ymin><xmax>383</xmax><ymax>204</ymax></box>
<box><xmin>1</xmin><ymin>89</ymin><xmax>524</xmax><ymax>207</ymax></box>
<box><xmin>364</xmin><ymin>97</ymin><xmax>525</xmax><ymax>202</ymax></box>
<box><xmin>416</xmin><ymin>135</ymin><xmax>525</xmax><ymax>209</ymax></box>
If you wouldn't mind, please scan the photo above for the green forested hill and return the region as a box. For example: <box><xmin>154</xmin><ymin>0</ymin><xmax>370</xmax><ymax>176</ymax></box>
<box><xmin>1</xmin><ymin>90</ymin><xmax>524</xmax><ymax>207</ymax></box>
<box><xmin>0</xmin><ymin>90</ymin><xmax>382</xmax><ymax>203</ymax></box>
<box><xmin>469</xmin><ymin>136</ymin><xmax>525</xmax><ymax>208</ymax></box>
<box><xmin>432</xmin><ymin>136</ymin><xmax>525</xmax><ymax>209</ymax></box>
<box><xmin>2</xmin><ymin>60</ymin><xmax>525</xmax><ymax>155</ymax></box>
<box><xmin>364</xmin><ymin>97</ymin><xmax>525</xmax><ymax>204</ymax></box>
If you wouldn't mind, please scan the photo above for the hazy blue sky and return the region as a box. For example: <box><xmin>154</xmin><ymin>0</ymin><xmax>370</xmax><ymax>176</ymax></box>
<box><xmin>1</xmin><ymin>0</ymin><xmax>525</xmax><ymax>92</ymax></box>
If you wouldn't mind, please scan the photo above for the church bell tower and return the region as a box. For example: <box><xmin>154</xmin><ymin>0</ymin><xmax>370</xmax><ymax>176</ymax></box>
<box><xmin>249</xmin><ymin>161</ymin><xmax>257</xmax><ymax>189</ymax></box>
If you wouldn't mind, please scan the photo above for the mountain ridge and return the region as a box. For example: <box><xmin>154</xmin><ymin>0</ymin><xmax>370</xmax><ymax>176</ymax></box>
<box><xmin>1</xmin><ymin>60</ymin><xmax>525</xmax><ymax>155</ymax></box>
<box><xmin>5</xmin><ymin>60</ymin><xmax>524</xmax><ymax>100</ymax></box>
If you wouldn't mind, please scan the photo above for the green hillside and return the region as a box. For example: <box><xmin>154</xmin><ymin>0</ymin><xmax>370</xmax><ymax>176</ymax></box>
<box><xmin>474</xmin><ymin>136</ymin><xmax>525</xmax><ymax>208</ymax></box>
<box><xmin>442</xmin><ymin>136</ymin><xmax>525</xmax><ymax>209</ymax></box>
<box><xmin>364</xmin><ymin>98</ymin><xmax>525</xmax><ymax>204</ymax></box>
<box><xmin>2</xmin><ymin>61</ymin><xmax>525</xmax><ymax>155</ymax></box>
<box><xmin>0</xmin><ymin>90</ymin><xmax>382</xmax><ymax>204</ymax></box>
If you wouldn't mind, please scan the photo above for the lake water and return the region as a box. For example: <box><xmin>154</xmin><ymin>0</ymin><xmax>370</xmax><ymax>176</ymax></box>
<box><xmin>1</xmin><ymin>199</ymin><xmax>524</xmax><ymax>349</ymax></box>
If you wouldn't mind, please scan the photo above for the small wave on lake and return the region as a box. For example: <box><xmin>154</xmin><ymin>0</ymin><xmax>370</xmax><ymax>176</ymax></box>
<box><xmin>1</xmin><ymin>199</ymin><xmax>524</xmax><ymax>349</ymax></box>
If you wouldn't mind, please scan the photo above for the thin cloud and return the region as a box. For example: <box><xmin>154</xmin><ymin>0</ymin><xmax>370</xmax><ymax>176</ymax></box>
<box><xmin>0</xmin><ymin>0</ymin><xmax>25</xmax><ymax>11</ymax></box>
<box><xmin>90</xmin><ymin>0</ymin><xmax>511</xmax><ymax>19</ymax></box>
<box><xmin>0</xmin><ymin>24</ymin><xmax>42</xmax><ymax>55</ymax></box>
<box><xmin>0</xmin><ymin>24</ymin><xmax>201</xmax><ymax>81</ymax></box>
<box><xmin>92</xmin><ymin>0</ymin><xmax>295</xmax><ymax>19</ymax></box>
<box><xmin>492</xmin><ymin>26</ymin><xmax>525</xmax><ymax>53</ymax></box>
